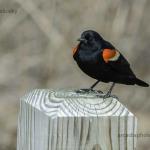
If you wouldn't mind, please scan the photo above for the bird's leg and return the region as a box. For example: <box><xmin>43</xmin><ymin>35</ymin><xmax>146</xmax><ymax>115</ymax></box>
<box><xmin>104</xmin><ymin>82</ymin><xmax>115</xmax><ymax>98</ymax></box>
<box><xmin>90</xmin><ymin>80</ymin><xmax>100</xmax><ymax>90</ymax></box>
<box><xmin>77</xmin><ymin>80</ymin><xmax>102</xmax><ymax>94</ymax></box>
<box><xmin>89</xmin><ymin>80</ymin><xmax>103</xmax><ymax>94</ymax></box>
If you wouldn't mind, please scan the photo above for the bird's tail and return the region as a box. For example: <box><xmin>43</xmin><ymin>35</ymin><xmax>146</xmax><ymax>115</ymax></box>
<box><xmin>135</xmin><ymin>78</ymin><xmax>149</xmax><ymax>87</ymax></box>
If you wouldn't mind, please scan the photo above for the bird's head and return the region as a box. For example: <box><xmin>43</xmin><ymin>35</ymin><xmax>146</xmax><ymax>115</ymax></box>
<box><xmin>77</xmin><ymin>30</ymin><xmax>103</xmax><ymax>51</ymax></box>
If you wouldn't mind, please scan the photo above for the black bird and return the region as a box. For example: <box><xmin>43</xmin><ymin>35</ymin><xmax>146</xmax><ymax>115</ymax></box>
<box><xmin>72</xmin><ymin>30</ymin><xmax>149</xmax><ymax>97</ymax></box>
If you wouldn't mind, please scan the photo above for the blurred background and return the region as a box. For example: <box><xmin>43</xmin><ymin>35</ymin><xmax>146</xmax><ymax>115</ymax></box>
<box><xmin>0</xmin><ymin>0</ymin><xmax>149</xmax><ymax>149</ymax></box>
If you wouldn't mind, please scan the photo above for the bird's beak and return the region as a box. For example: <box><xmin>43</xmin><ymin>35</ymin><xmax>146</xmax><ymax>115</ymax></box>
<box><xmin>77</xmin><ymin>38</ymin><xmax>87</xmax><ymax>43</ymax></box>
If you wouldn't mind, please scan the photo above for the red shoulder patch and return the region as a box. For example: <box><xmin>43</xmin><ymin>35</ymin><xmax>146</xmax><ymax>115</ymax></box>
<box><xmin>72</xmin><ymin>44</ymin><xmax>79</xmax><ymax>55</ymax></box>
<box><xmin>102</xmin><ymin>49</ymin><xmax>117</xmax><ymax>63</ymax></box>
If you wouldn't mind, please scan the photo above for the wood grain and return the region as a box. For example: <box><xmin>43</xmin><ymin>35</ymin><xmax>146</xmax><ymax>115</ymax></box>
<box><xmin>17</xmin><ymin>89</ymin><xmax>137</xmax><ymax>150</ymax></box>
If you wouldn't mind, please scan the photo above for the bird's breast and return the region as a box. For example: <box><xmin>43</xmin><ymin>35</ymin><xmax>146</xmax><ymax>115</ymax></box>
<box><xmin>75</xmin><ymin>51</ymin><xmax>108</xmax><ymax>79</ymax></box>
<box><xmin>77</xmin><ymin>50</ymin><xmax>102</xmax><ymax>63</ymax></box>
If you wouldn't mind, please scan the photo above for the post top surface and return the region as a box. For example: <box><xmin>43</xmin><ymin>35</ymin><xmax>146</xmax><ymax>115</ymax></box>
<box><xmin>22</xmin><ymin>89</ymin><xmax>134</xmax><ymax>118</ymax></box>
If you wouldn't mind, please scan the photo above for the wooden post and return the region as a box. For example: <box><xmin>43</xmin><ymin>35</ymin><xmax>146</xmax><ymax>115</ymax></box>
<box><xmin>17</xmin><ymin>89</ymin><xmax>137</xmax><ymax>150</ymax></box>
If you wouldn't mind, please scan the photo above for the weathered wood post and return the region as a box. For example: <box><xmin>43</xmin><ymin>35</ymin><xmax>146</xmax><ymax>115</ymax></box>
<box><xmin>17</xmin><ymin>89</ymin><xmax>137</xmax><ymax>150</ymax></box>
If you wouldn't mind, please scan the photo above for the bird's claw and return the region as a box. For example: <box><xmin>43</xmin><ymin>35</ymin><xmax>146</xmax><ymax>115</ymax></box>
<box><xmin>103</xmin><ymin>93</ymin><xmax>111</xmax><ymax>99</ymax></box>
<box><xmin>102</xmin><ymin>93</ymin><xmax>118</xmax><ymax>99</ymax></box>
<box><xmin>75</xmin><ymin>89</ymin><xmax>118</xmax><ymax>100</ymax></box>
<box><xmin>75</xmin><ymin>88</ymin><xmax>103</xmax><ymax>95</ymax></box>
<box><xmin>75</xmin><ymin>88</ymin><xmax>93</xmax><ymax>93</ymax></box>
<box><xmin>110</xmin><ymin>95</ymin><xmax>119</xmax><ymax>99</ymax></box>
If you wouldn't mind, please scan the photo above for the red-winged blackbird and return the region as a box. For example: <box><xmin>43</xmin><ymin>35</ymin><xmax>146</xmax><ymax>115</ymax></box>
<box><xmin>73</xmin><ymin>30</ymin><xmax>149</xmax><ymax>96</ymax></box>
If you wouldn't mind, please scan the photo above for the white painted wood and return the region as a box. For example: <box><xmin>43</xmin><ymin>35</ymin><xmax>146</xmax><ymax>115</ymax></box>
<box><xmin>17</xmin><ymin>89</ymin><xmax>137</xmax><ymax>150</ymax></box>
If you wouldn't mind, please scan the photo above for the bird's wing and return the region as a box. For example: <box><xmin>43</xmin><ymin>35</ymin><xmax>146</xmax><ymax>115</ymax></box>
<box><xmin>101</xmin><ymin>48</ymin><xmax>136</xmax><ymax>77</ymax></box>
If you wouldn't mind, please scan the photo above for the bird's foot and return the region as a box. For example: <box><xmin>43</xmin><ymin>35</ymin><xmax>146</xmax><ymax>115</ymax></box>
<box><xmin>110</xmin><ymin>95</ymin><xmax>119</xmax><ymax>99</ymax></box>
<box><xmin>102</xmin><ymin>92</ymin><xmax>118</xmax><ymax>99</ymax></box>
<box><xmin>95</xmin><ymin>90</ymin><xmax>103</xmax><ymax>94</ymax></box>
<box><xmin>76</xmin><ymin>88</ymin><xmax>95</xmax><ymax>94</ymax></box>
<box><xmin>76</xmin><ymin>88</ymin><xmax>103</xmax><ymax>95</ymax></box>
<box><xmin>75</xmin><ymin>89</ymin><xmax>86</xmax><ymax>94</ymax></box>
<box><xmin>103</xmin><ymin>94</ymin><xmax>111</xmax><ymax>99</ymax></box>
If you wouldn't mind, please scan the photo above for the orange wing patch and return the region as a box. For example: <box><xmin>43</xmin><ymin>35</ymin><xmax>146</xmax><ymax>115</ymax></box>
<box><xmin>72</xmin><ymin>44</ymin><xmax>79</xmax><ymax>55</ymax></box>
<box><xmin>102</xmin><ymin>49</ymin><xmax>120</xmax><ymax>63</ymax></box>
